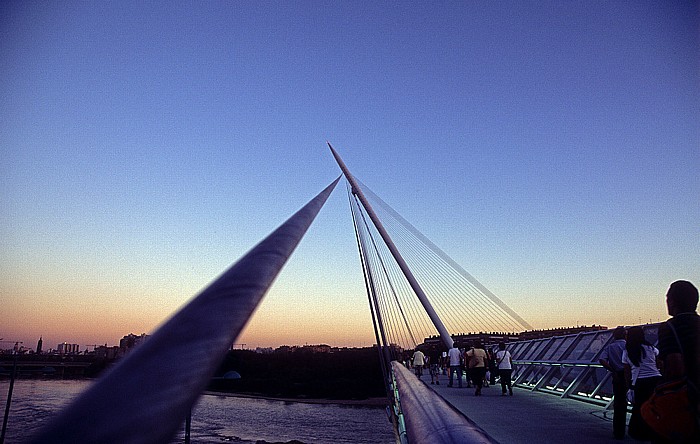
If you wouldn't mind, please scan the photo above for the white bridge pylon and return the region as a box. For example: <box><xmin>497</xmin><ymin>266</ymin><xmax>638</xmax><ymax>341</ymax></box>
<box><xmin>329</xmin><ymin>142</ymin><xmax>455</xmax><ymax>350</ymax></box>
<box><xmin>329</xmin><ymin>142</ymin><xmax>532</xmax><ymax>352</ymax></box>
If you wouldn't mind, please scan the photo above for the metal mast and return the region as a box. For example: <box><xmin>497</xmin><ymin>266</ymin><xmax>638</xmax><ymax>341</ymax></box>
<box><xmin>328</xmin><ymin>142</ymin><xmax>454</xmax><ymax>350</ymax></box>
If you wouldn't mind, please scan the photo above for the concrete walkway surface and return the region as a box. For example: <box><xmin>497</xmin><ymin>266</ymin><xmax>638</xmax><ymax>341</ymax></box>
<box><xmin>418</xmin><ymin>374</ymin><xmax>633</xmax><ymax>444</ymax></box>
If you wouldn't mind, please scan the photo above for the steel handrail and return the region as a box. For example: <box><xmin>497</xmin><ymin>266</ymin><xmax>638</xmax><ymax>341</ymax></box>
<box><xmin>391</xmin><ymin>361</ymin><xmax>496</xmax><ymax>444</ymax></box>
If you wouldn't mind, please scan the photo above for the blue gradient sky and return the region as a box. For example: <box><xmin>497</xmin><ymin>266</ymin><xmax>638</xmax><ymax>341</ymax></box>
<box><xmin>2</xmin><ymin>1</ymin><xmax>698</xmax><ymax>350</ymax></box>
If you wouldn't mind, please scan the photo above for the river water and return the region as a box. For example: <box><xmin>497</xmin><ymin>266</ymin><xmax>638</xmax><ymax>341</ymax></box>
<box><xmin>1</xmin><ymin>380</ymin><xmax>396</xmax><ymax>443</ymax></box>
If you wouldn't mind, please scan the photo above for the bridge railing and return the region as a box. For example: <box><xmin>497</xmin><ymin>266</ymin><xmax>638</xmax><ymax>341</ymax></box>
<box><xmin>499</xmin><ymin>323</ymin><xmax>662</xmax><ymax>408</ymax></box>
<box><xmin>391</xmin><ymin>361</ymin><xmax>496</xmax><ymax>444</ymax></box>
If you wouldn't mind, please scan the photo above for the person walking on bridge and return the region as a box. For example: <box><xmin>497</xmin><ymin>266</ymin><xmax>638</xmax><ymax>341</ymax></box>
<box><xmin>623</xmin><ymin>326</ymin><xmax>661</xmax><ymax>441</ymax></box>
<box><xmin>600</xmin><ymin>326</ymin><xmax>627</xmax><ymax>440</ymax></box>
<box><xmin>429</xmin><ymin>348</ymin><xmax>441</xmax><ymax>385</ymax></box>
<box><xmin>412</xmin><ymin>348</ymin><xmax>425</xmax><ymax>377</ymax></box>
<box><xmin>496</xmin><ymin>342</ymin><xmax>514</xmax><ymax>397</ymax></box>
<box><xmin>467</xmin><ymin>342</ymin><xmax>487</xmax><ymax>396</ymax></box>
<box><xmin>447</xmin><ymin>343</ymin><xmax>463</xmax><ymax>388</ymax></box>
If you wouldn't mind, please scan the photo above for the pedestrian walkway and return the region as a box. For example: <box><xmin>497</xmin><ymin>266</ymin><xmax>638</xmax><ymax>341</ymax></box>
<box><xmin>421</xmin><ymin>374</ymin><xmax>633</xmax><ymax>443</ymax></box>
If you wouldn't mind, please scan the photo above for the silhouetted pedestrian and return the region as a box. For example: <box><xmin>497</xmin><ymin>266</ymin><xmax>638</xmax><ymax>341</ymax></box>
<box><xmin>656</xmin><ymin>280</ymin><xmax>700</xmax><ymax>442</ymax></box>
<box><xmin>623</xmin><ymin>326</ymin><xmax>661</xmax><ymax>441</ymax></box>
<box><xmin>429</xmin><ymin>349</ymin><xmax>441</xmax><ymax>385</ymax></box>
<box><xmin>600</xmin><ymin>326</ymin><xmax>627</xmax><ymax>439</ymax></box>
<box><xmin>488</xmin><ymin>348</ymin><xmax>498</xmax><ymax>386</ymax></box>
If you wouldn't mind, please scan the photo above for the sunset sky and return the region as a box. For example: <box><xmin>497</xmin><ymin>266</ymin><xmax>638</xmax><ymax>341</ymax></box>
<box><xmin>2</xmin><ymin>1</ymin><xmax>698</xmax><ymax>351</ymax></box>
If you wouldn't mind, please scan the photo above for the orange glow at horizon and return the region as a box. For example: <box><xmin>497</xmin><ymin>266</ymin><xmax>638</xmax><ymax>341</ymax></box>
<box><xmin>2</xmin><ymin>262</ymin><xmax>673</xmax><ymax>351</ymax></box>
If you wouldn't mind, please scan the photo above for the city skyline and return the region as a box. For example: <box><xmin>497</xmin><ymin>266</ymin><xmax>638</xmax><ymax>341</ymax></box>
<box><xmin>3</xmin><ymin>322</ymin><xmax>618</xmax><ymax>353</ymax></box>
<box><xmin>2</xmin><ymin>2</ymin><xmax>698</xmax><ymax>350</ymax></box>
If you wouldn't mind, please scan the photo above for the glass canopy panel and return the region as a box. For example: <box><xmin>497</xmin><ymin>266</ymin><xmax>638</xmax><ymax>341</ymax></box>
<box><xmin>540</xmin><ymin>337</ymin><xmax>566</xmax><ymax>360</ymax></box>
<box><xmin>527</xmin><ymin>365</ymin><xmax>550</xmax><ymax>386</ymax></box>
<box><xmin>571</xmin><ymin>367</ymin><xmax>609</xmax><ymax>398</ymax></box>
<box><xmin>509</xmin><ymin>342</ymin><xmax>527</xmax><ymax>358</ymax></box>
<box><xmin>540</xmin><ymin>366</ymin><xmax>565</xmax><ymax>390</ymax></box>
<box><xmin>532</xmin><ymin>339</ymin><xmax>556</xmax><ymax>360</ymax></box>
<box><xmin>523</xmin><ymin>339</ymin><xmax>549</xmax><ymax>360</ymax></box>
<box><xmin>511</xmin><ymin>365</ymin><xmax>524</xmax><ymax>380</ymax></box>
<box><xmin>566</xmin><ymin>333</ymin><xmax>597</xmax><ymax>360</ymax></box>
<box><xmin>516</xmin><ymin>365</ymin><xmax>539</xmax><ymax>386</ymax></box>
<box><xmin>555</xmin><ymin>367</ymin><xmax>585</xmax><ymax>392</ymax></box>
<box><xmin>577</xmin><ymin>331</ymin><xmax>612</xmax><ymax>362</ymax></box>
<box><xmin>513</xmin><ymin>341</ymin><xmax>535</xmax><ymax>359</ymax></box>
<box><xmin>549</xmin><ymin>336</ymin><xmax>577</xmax><ymax>361</ymax></box>
<box><xmin>505</xmin><ymin>323</ymin><xmax>665</xmax><ymax>404</ymax></box>
<box><xmin>594</xmin><ymin>370</ymin><xmax>614</xmax><ymax>400</ymax></box>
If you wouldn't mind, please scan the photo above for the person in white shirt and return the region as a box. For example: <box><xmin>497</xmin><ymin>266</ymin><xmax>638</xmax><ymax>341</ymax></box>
<box><xmin>622</xmin><ymin>326</ymin><xmax>661</xmax><ymax>441</ymax></box>
<box><xmin>495</xmin><ymin>342</ymin><xmax>513</xmax><ymax>396</ymax></box>
<box><xmin>412</xmin><ymin>349</ymin><xmax>425</xmax><ymax>377</ymax></box>
<box><xmin>447</xmin><ymin>343</ymin><xmax>463</xmax><ymax>388</ymax></box>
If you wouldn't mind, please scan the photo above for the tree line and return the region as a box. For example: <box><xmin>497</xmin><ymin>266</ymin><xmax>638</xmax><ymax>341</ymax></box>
<box><xmin>208</xmin><ymin>347</ymin><xmax>387</xmax><ymax>401</ymax></box>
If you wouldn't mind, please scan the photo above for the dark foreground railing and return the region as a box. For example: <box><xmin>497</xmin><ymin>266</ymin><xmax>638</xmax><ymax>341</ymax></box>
<box><xmin>391</xmin><ymin>362</ymin><xmax>497</xmax><ymax>444</ymax></box>
<box><xmin>29</xmin><ymin>177</ymin><xmax>340</xmax><ymax>444</ymax></box>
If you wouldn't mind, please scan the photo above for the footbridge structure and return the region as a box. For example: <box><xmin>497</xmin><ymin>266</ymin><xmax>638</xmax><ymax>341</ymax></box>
<box><xmin>26</xmin><ymin>144</ymin><xmax>643</xmax><ymax>443</ymax></box>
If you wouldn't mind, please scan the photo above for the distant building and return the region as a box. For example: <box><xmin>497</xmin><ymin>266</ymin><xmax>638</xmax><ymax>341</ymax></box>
<box><xmin>302</xmin><ymin>344</ymin><xmax>332</xmax><ymax>353</ymax></box>
<box><xmin>389</xmin><ymin>343</ymin><xmax>404</xmax><ymax>357</ymax></box>
<box><xmin>518</xmin><ymin>325</ymin><xmax>607</xmax><ymax>341</ymax></box>
<box><xmin>420</xmin><ymin>325</ymin><xmax>607</xmax><ymax>350</ymax></box>
<box><xmin>274</xmin><ymin>344</ymin><xmax>333</xmax><ymax>354</ymax></box>
<box><xmin>36</xmin><ymin>337</ymin><xmax>43</xmax><ymax>354</ymax></box>
<box><xmin>95</xmin><ymin>345</ymin><xmax>120</xmax><ymax>360</ymax></box>
<box><xmin>119</xmin><ymin>333</ymin><xmax>149</xmax><ymax>356</ymax></box>
<box><xmin>57</xmin><ymin>342</ymin><xmax>80</xmax><ymax>355</ymax></box>
<box><xmin>422</xmin><ymin>332</ymin><xmax>520</xmax><ymax>350</ymax></box>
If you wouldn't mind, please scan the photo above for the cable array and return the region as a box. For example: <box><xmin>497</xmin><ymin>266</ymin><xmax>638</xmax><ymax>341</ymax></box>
<box><xmin>347</xmin><ymin>180</ymin><xmax>531</xmax><ymax>352</ymax></box>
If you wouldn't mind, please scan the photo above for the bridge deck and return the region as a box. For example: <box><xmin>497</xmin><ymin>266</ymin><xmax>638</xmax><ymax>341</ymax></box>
<box><xmin>419</xmin><ymin>374</ymin><xmax>632</xmax><ymax>443</ymax></box>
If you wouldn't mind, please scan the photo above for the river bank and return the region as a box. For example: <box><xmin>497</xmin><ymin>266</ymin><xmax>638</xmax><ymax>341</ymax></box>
<box><xmin>2</xmin><ymin>379</ymin><xmax>395</xmax><ymax>443</ymax></box>
<box><xmin>209</xmin><ymin>348</ymin><xmax>387</xmax><ymax>401</ymax></box>
<box><xmin>203</xmin><ymin>390</ymin><xmax>389</xmax><ymax>406</ymax></box>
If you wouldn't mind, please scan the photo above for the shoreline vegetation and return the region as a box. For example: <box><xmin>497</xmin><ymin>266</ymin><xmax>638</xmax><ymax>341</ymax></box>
<box><xmin>1</xmin><ymin>347</ymin><xmax>389</xmax><ymax>405</ymax></box>
<box><xmin>206</xmin><ymin>348</ymin><xmax>388</xmax><ymax>404</ymax></box>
